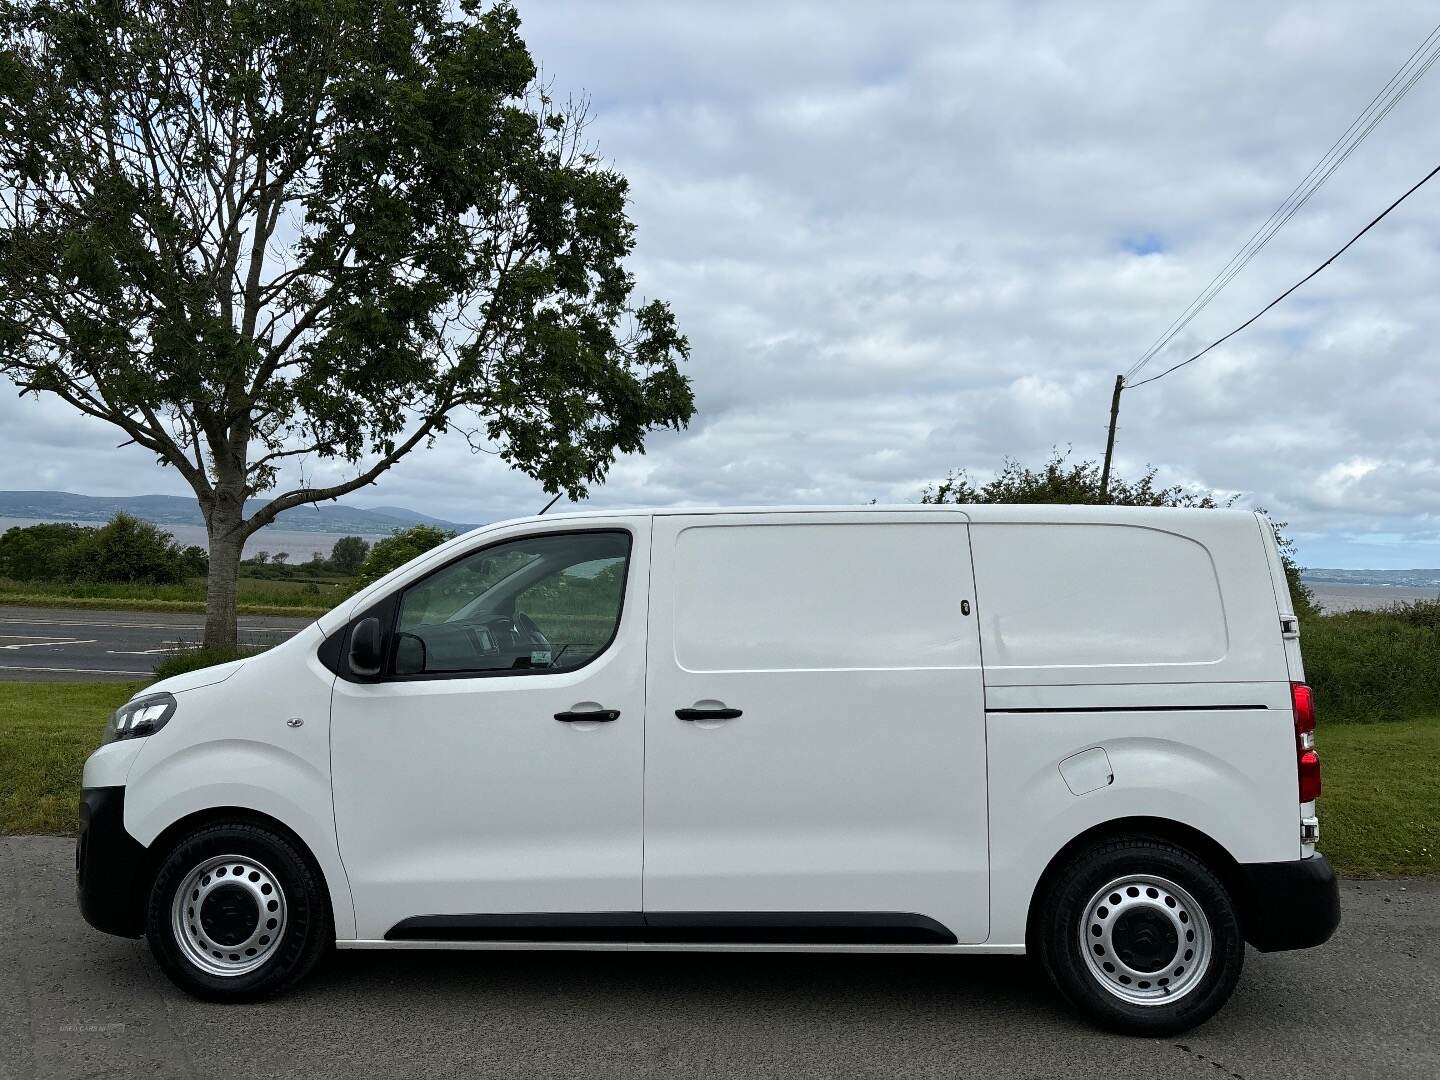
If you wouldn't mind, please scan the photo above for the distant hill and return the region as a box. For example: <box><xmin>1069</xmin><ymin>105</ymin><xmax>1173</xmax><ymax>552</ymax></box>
<box><xmin>0</xmin><ymin>490</ymin><xmax>478</xmax><ymax>537</ymax></box>
<box><xmin>357</xmin><ymin>504</ymin><xmax>471</xmax><ymax>529</ymax></box>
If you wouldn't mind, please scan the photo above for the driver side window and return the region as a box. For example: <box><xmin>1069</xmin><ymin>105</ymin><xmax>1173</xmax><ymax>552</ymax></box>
<box><xmin>392</xmin><ymin>531</ymin><xmax>631</xmax><ymax>677</ymax></box>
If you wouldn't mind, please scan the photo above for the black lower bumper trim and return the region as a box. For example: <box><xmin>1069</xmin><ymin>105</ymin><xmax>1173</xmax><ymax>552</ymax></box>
<box><xmin>386</xmin><ymin>911</ymin><xmax>958</xmax><ymax>945</ymax></box>
<box><xmin>76</xmin><ymin>787</ymin><xmax>148</xmax><ymax>939</ymax></box>
<box><xmin>1238</xmin><ymin>853</ymin><xmax>1341</xmax><ymax>952</ymax></box>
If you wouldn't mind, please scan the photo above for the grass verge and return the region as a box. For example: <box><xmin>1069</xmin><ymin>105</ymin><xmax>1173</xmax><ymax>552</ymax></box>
<box><xmin>0</xmin><ymin>576</ymin><xmax>342</xmax><ymax>618</ymax></box>
<box><xmin>0</xmin><ymin>681</ymin><xmax>143</xmax><ymax>834</ymax></box>
<box><xmin>1318</xmin><ymin>715</ymin><xmax>1437</xmax><ymax>876</ymax></box>
<box><xmin>1</xmin><ymin>680</ymin><xmax>1435</xmax><ymax>877</ymax></box>
<box><xmin>0</xmin><ymin>592</ymin><xmax>329</xmax><ymax>618</ymax></box>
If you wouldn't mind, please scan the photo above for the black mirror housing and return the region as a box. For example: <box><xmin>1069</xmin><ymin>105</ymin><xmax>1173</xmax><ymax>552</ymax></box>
<box><xmin>348</xmin><ymin>617</ymin><xmax>385</xmax><ymax>676</ymax></box>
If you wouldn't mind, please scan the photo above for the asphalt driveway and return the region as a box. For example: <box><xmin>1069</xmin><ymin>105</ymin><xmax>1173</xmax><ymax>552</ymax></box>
<box><xmin>1</xmin><ymin>837</ymin><xmax>1436</xmax><ymax>1079</ymax></box>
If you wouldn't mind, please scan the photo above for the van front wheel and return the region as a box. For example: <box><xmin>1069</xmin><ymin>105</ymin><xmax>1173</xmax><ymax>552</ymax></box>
<box><xmin>145</xmin><ymin>821</ymin><xmax>331</xmax><ymax>1002</ymax></box>
<box><xmin>1037</xmin><ymin>837</ymin><xmax>1243</xmax><ymax>1035</ymax></box>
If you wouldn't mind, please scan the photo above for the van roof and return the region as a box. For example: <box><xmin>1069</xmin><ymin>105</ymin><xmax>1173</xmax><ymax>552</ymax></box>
<box><xmin>481</xmin><ymin>504</ymin><xmax>1264</xmax><ymax>529</ymax></box>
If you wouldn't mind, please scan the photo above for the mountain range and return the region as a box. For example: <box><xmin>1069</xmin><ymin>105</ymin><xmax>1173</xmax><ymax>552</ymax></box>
<box><xmin>0</xmin><ymin>490</ymin><xmax>478</xmax><ymax>537</ymax></box>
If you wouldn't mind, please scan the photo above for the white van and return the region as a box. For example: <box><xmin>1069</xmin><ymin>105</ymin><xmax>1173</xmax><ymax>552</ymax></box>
<box><xmin>77</xmin><ymin>505</ymin><xmax>1338</xmax><ymax>1034</ymax></box>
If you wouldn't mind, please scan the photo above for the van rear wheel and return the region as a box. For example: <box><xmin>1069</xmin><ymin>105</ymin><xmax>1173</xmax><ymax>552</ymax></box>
<box><xmin>1037</xmin><ymin>837</ymin><xmax>1243</xmax><ymax>1035</ymax></box>
<box><xmin>145</xmin><ymin>821</ymin><xmax>331</xmax><ymax>1002</ymax></box>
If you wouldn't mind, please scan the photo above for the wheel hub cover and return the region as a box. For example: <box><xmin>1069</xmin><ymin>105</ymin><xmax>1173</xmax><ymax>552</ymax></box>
<box><xmin>199</xmin><ymin>884</ymin><xmax>260</xmax><ymax>947</ymax></box>
<box><xmin>1111</xmin><ymin>907</ymin><xmax>1179</xmax><ymax>972</ymax></box>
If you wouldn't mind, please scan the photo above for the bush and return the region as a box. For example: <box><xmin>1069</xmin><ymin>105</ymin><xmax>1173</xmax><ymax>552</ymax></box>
<box><xmin>178</xmin><ymin>545</ymin><xmax>209</xmax><ymax>577</ymax></box>
<box><xmin>62</xmin><ymin>514</ymin><xmax>189</xmax><ymax>584</ymax></box>
<box><xmin>1304</xmin><ymin>600</ymin><xmax>1440</xmax><ymax>722</ymax></box>
<box><xmin>357</xmin><ymin>525</ymin><xmax>456</xmax><ymax>586</ymax></box>
<box><xmin>328</xmin><ymin>536</ymin><xmax>370</xmax><ymax>576</ymax></box>
<box><xmin>0</xmin><ymin>522</ymin><xmax>93</xmax><ymax>580</ymax></box>
<box><xmin>151</xmin><ymin>646</ymin><xmax>252</xmax><ymax>681</ymax></box>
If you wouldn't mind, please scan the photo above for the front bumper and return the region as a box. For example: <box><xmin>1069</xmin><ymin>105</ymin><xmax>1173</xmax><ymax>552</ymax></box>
<box><xmin>1238</xmin><ymin>853</ymin><xmax>1341</xmax><ymax>952</ymax></box>
<box><xmin>76</xmin><ymin>787</ymin><xmax>148</xmax><ymax>938</ymax></box>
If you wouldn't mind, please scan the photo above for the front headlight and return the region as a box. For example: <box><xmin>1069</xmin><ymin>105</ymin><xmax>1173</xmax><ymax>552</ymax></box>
<box><xmin>104</xmin><ymin>692</ymin><xmax>178</xmax><ymax>744</ymax></box>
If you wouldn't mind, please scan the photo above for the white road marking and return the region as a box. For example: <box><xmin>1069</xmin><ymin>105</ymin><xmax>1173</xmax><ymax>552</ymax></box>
<box><xmin>0</xmin><ymin>639</ymin><xmax>97</xmax><ymax>650</ymax></box>
<box><xmin>106</xmin><ymin>645</ymin><xmax>205</xmax><ymax>656</ymax></box>
<box><xmin>0</xmin><ymin>664</ymin><xmax>150</xmax><ymax>675</ymax></box>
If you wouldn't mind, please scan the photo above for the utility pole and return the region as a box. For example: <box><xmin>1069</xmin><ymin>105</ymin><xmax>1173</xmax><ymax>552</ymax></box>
<box><xmin>1098</xmin><ymin>374</ymin><xmax>1124</xmax><ymax>502</ymax></box>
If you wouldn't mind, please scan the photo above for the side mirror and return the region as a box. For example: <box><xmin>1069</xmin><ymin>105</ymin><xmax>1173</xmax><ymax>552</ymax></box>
<box><xmin>348</xmin><ymin>617</ymin><xmax>384</xmax><ymax>677</ymax></box>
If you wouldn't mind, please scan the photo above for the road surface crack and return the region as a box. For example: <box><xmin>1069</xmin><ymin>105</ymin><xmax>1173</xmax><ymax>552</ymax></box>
<box><xmin>1174</xmin><ymin>1043</ymin><xmax>1246</xmax><ymax>1079</ymax></box>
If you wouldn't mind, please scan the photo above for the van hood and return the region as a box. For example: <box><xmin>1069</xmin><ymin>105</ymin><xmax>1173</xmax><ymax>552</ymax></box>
<box><xmin>138</xmin><ymin>657</ymin><xmax>247</xmax><ymax>699</ymax></box>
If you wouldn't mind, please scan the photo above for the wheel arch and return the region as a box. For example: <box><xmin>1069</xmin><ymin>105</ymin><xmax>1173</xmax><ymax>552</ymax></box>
<box><xmin>142</xmin><ymin>805</ymin><xmax>344</xmax><ymax>939</ymax></box>
<box><xmin>1024</xmin><ymin>816</ymin><xmax>1251</xmax><ymax>951</ymax></box>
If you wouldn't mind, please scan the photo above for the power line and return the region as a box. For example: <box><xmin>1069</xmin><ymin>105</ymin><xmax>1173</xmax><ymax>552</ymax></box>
<box><xmin>1126</xmin><ymin>159</ymin><xmax>1440</xmax><ymax>388</ymax></box>
<box><xmin>1100</xmin><ymin>157</ymin><xmax>1440</xmax><ymax>498</ymax></box>
<box><xmin>1124</xmin><ymin>20</ymin><xmax>1440</xmax><ymax>382</ymax></box>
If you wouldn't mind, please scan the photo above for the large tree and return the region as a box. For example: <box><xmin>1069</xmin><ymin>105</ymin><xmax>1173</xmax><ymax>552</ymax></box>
<box><xmin>0</xmin><ymin>0</ymin><xmax>693</xmax><ymax>647</ymax></box>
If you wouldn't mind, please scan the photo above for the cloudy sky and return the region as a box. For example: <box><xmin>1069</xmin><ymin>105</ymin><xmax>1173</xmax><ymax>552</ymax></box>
<box><xmin>3</xmin><ymin>0</ymin><xmax>1439</xmax><ymax>568</ymax></box>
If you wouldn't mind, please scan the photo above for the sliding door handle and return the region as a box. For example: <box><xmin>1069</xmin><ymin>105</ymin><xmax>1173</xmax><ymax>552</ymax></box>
<box><xmin>676</xmin><ymin>706</ymin><xmax>742</xmax><ymax>721</ymax></box>
<box><xmin>554</xmin><ymin>709</ymin><xmax>620</xmax><ymax>723</ymax></box>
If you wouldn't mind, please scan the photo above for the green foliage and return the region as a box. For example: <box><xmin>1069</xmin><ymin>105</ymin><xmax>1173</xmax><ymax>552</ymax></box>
<box><xmin>178</xmin><ymin>545</ymin><xmax>209</xmax><ymax>578</ymax></box>
<box><xmin>0</xmin><ymin>522</ymin><xmax>91</xmax><ymax>580</ymax></box>
<box><xmin>922</xmin><ymin>448</ymin><xmax>1226</xmax><ymax>508</ymax></box>
<box><xmin>151</xmin><ymin>647</ymin><xmax>252</xmax><ymax>682</ymax></box>
<box><xmin>0</xmin><ymin>0</ymin><xmax>693</xmax><ymax>506</ymax></box>
<box><xmin>358</xmin><ymin>524</ymin><xmax>457</xmax><ymax>585</ymax></box>
<box><xmin>1303</xmin><ymin>600</ymin><xmax>1440</xmax><ymax>723</ymax></box>
<box><xmin>0</xmin><ymin>514</ymin><xmax>203</xmax><ymax>584</ymax></box>
<box><xmin>58</xmin><ymin>513</ymin><xmax>188</xmax><ymax>584</ymax></box>
<box><xmin>328</xmin><ymin>535</ymin><xmax>370</xmax><ymax>576</ymax></box>
<box><xmin>0</xmin><ymin>576</ymin><xmax>336</xmax><ymax>616</ymax></box>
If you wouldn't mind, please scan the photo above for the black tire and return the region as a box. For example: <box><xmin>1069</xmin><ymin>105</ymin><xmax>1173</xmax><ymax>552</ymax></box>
<box><xmin>1036</xmin><ymin>836</ymin><xmax>1244</xmax><ymax>1035</ymax></box>
<box><xmin>145</xmin><ymin>821</ymin><xmax>332</xmax><ymax>1002</ymax></box>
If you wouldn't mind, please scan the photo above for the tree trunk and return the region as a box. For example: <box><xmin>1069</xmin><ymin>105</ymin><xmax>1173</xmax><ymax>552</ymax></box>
<box><xmin>203</xmin><ymin>506</ymin><xmax>246</xmax><ymax>651</ymax></box>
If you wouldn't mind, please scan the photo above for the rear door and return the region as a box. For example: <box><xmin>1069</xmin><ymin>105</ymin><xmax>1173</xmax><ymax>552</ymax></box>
<box><xmin>642</xmin><ymin>510</ymin><xmax>989</xmax><ymax>944</ymax></box>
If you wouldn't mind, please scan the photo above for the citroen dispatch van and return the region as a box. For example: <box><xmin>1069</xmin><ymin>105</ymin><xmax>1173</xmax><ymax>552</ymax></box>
<box><xmin>77</xmin><ymin>505</ymin><xmax>1339</xmax><ymax>1034</ymax></box>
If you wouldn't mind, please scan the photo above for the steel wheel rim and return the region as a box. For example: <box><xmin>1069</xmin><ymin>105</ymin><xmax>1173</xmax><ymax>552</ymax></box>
<box><xmin>1079</xmin><ymin>873</ymin><xmax>1212</xmax><ymax>1006</ymax></box>
<box><xmin>170</xmin><ymin>854</ymin><xmax>287</xmax><ymax>977</ymax></box>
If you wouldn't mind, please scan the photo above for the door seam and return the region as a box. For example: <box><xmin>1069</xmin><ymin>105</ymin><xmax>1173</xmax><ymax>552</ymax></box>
<box><xmin>640</xmin><ymin>515</ymin><xmax>655</xmax><ymax>915</ymax></box>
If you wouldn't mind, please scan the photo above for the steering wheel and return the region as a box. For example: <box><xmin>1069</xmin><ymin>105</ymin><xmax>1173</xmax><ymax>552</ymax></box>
<box><xmin>512</xmin><ymin>610</ymin><xmax>550</xmax><ymax>646</ymax></box>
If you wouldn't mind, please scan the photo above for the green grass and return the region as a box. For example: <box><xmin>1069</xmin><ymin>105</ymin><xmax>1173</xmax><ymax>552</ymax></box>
<box><xmin>1317</xmin><ymin>714</ymin><xmax>1437</xmax><ymax>876</ymax></box>
<box><xmin>0</xmin><ymin>681</ymin><xmax>143</xmax><ymax>833</ymax></box>
<box><xmin>2</xmin><ymin>680</ymin><xmax>1435</xmax><ymax>877</ymax></box>
<box><xmin>0</xmin><ymin>575</ymin><xmax>342</xmax><ymax>617</ymax></box>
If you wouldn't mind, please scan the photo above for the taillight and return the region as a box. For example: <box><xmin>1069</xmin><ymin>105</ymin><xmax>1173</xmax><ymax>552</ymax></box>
<box><xmin>1292</xmin><ymin>682</ymin><xmax>1315</xmax><ymax>736</ymax></box>
<box><xmin>1298</xmin><ymin>748</ymin><xmax>1322</xmax><ymax>802</ymax></box>
<box><xmin>1292</xmin><ymin>682</ymin><xmax>1321</xmax><ymax>802</ymax></box>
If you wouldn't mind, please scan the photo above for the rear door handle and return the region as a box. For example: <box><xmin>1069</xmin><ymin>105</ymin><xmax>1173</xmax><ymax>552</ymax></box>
<box><xmin>554</xmin><ymin>709</ymin><xmax>620</xmax><ymax>722</ymax></box>
<box><xmin>676</xmin><ymin>706</ymin><xmax>742</xmax><ymax>721</ymax></box>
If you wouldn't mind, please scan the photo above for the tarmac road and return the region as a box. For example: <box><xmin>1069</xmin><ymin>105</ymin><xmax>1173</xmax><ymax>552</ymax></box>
<box><xmin>0</xmin><ymin>836</ymin><xmax>1436</xmax><ymax>1079</ymax></box>
<box><xmin>0</xmin><ymin>605</ymin><xmax>312</xmax><ymax>682</ymax></box>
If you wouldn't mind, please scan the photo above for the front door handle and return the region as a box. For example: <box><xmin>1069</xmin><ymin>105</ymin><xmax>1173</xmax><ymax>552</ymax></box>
<box><xmin>676</xmin><ymin>706</ymin><xmax>743</xmax><ymax>721</ymax></box>
<box><xmin>554</xmin><ymin>709</ymin><xmax>620</xmax><ymax>723</ymax></box>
